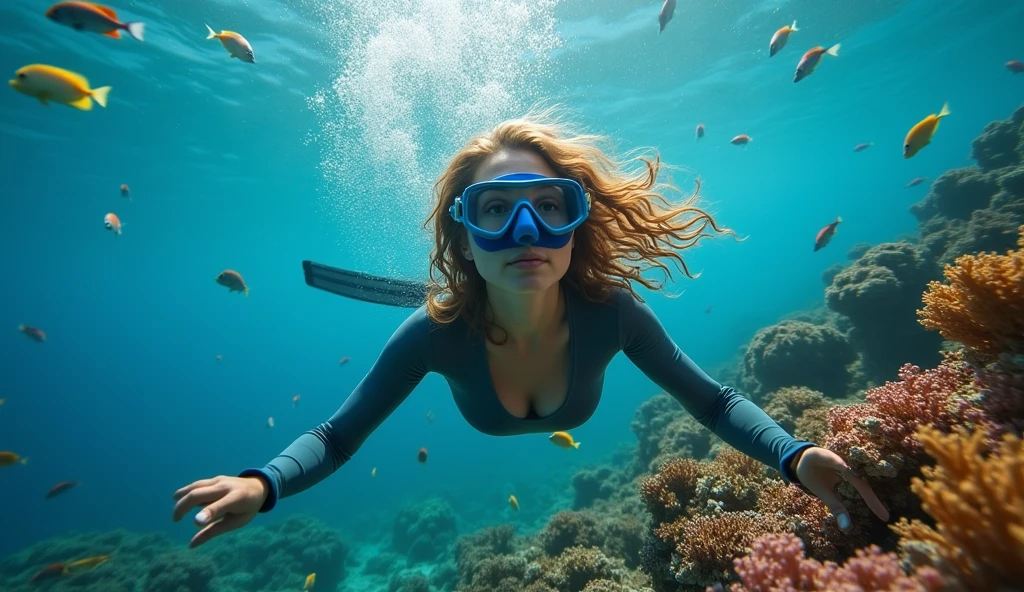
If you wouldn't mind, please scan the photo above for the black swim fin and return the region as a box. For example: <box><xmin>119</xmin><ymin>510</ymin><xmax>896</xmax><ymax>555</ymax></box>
<box><xmin>302</xmin><ymin>260</ymin><xmax>428</xmax><ymax>308</ymax></box>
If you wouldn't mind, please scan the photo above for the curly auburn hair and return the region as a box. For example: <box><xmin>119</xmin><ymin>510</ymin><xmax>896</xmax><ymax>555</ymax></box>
<box><xmin>424</xmin><ymin>106</ymin><xmax>736</xmax><ymax>342</ymax></box>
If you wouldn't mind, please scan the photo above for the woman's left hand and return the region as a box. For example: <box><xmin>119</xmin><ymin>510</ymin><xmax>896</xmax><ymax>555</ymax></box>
<box><xmin>792</xmin><ymin>446</ymin><xmax>889</xmax><ymax>532</ymax></box>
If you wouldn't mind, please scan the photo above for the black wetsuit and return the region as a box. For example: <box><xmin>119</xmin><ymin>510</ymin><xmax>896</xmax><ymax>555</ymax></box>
<box><xmin>241</xmin><ymin>283</ymin><xmax>815</xmax><ymax>511</ymax></box>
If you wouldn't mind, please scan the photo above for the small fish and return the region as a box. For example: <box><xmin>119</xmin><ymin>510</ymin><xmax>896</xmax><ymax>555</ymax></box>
<box><xmin>215</xmin><ymin>354</ymin><xmax>223</xmax><ymax>362</ymax></box>
<box><xmin>104</xmin><ymin>212</ymin><xmax>122</xmax><ymax>235</ymax></box>
<box><xmin>794</xmin><ymin>44</ymin><xmax>840</xmax><ymax>83</ymax></box>
<box><xmin>509</xmin><ymin>494</ymin><xmax>519</xmax><ymax>511</ymax></box>
<box><xmin>417</xmin><ymin>447</ymin><xmax>428</xmax><ymax>463</ymax></box>
<box><xmin>730</xmin><ymin>134</ymin><xmax>752</xmax><ymax>146</ymax></box>
<box><xmin>904</xmin><ymin>102</ymin><xmax>950</xmax><ymax>159</ymax></box>
<box><xmin>338</xmin><ymin>356</ymin><xmax>350</xmax><ymax>366</ymax></box>
<box><xmin>695</xmin><ymin>123</ymin><xmax>705</xmax><ymax>140</ymax></box>
<box><xmin>705</xmin><ymin>305</ymin><xmax>713</xmax><ymax>314</ymax></box>
<box><xmin>29</xmin><ymin>563</ymin><xmax>67</xmax><ymax>583</ymax></box>
<box><xmin>853</xmin><ymin>142</ymin><xmax>873</xmax><ymax>152</ymax></box>
<box><xmin>120</xmin><ymin>184</ymin><xmax>130</xmax><ymax>199</ymax></box>
<box><xmin>906</xmin><ymin>177</ymin><xmax>928</xmax><ymax>188</ymax></box>
<box><xmin>549</xmin><ymin>431</ymin><xmax>580</xmax><ymax>449</ymax></box>
<box><xmin>304</xmin><ymin>573</ymin><xmax>316</xmax><ymax>590</ymax></box>
<box><xmin>19</xmin><ymin>324</ymin><xmax>46</xmax><ymax>343</ymax></box>
<box><xmin>1006</xmin><ymin>60</ymin><xmax>1024</xmax><ymax>74</ymax></box>
<box><xmin>0</xmin><ymin>451</ymin><xmax>29</xmax><ymax>467</ymax></box>
<box><xmin>9</xmin><ymin>64</ymin><xmax>111</xmax><ymax>110</ymax></box>
<box><xmin>205</xmin><ymin>24</ymin><xmax>255</xmax><ymax>63</ymax></box>
<box><xmin>292</xmin><ymin>394</ymin><xmax>301</xmax><ymax>407</ymax></box>
<box><xmin>46</xmin><ymin>2</ymin><xmax>144</xmax><ymax>41</ymax></box>
<box><xmin>425</xmin><ymin>409</ymin><xmax>435</xmax><ymax>423</ymax></box>
<box><xmin>658</xmin><ymin>0</ymin><xmax>676</xmax><ymax>33</ymax></box>
<box><xmin>266</xmin><ymin>416</ymin><xmax>275</xmax><ymax>429</ymax></box>
<box><xmin>46</xmin><ymin>481</ymin><xmax>79</xmax><ymax>499</ymax></box>
<box><xmin>64</xmin><ymin>555</ymin><xmax>110</xmax><ymax>574</ymax></box>
<box><xmin>814</xmin><ymin>216</ymin><xmax>842</xmax><ymax>252</ymax></box>
<box><xmin>371</xmin><ymin>467</ymin><xmax>377</xmax><ymax>478</ymax></box>
<box><xmin>216</xmin><ymin>270</ymin><xmax>249</xmax><ymax>296</ymax></box>
<box><xmin>769</xmin><ymin>20</ymin><xmax>798</xmax><ymax>57</ymax></box>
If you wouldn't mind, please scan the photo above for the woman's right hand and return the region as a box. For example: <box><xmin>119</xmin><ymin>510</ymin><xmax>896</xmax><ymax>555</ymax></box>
<box><xmin>172</xmin><ymin>475</ymin><xmax>269</xmax><ymax>548</ymax></box>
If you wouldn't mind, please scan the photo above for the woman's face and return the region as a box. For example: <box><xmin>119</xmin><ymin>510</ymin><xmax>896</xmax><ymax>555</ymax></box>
<box><xmin>462</xmin><ymin>148</ymin><xmax>574</xmax><ymax>295</ymax></box>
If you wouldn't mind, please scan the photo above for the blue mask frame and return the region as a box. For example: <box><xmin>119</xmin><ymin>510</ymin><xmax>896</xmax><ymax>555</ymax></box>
<box><xmin>449</xmin><ymin>172</ymin><xmax>591</xmax><ymax>252</ymax></box>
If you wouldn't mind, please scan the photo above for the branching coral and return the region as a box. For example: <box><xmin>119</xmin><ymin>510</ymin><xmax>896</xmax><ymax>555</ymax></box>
<box><xmin>891</xmin><ymin>426</ymin><xmax>1024</xmax><ymax>590</ymax></box>
<box><xmin>918</xmin><ymin>225</ymin><xmax>1024</xmax><ymax>359</ymax></box>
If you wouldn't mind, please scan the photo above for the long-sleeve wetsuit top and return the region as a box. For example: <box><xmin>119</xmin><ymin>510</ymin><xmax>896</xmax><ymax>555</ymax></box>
<box><xmin>241</xmin><ymin>283</ymin><xmax>816</xmax><ymax>512</ymax></box>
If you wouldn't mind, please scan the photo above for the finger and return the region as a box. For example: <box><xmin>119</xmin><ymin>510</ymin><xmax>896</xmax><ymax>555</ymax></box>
<box><xmin>189</xmin><ymin>512</ymin><xmax>252</xmax><ymax>549</ymax></box>
<box><xmin>842</xmin><ymin>470</ymin><xmax>890</xmax><ymax>522</ymax></box>
<box><xmin>807</xmin><ymin>483</ymin><xmax>853</xmax><ymax>532</ymax></box>
<box><xmin>171</xmin><ymin>485</ymin><xmax>224</xmax><ymax>522</ymax></box>
<box><xmin>172</xmin><ymin>477</ymin><xmax>220</xmax><ymax>501</ymax></box>
<box><xmin>193</xmin><ymin>493</ymin><xmax>237</xmax><ymax>526</ymax></box>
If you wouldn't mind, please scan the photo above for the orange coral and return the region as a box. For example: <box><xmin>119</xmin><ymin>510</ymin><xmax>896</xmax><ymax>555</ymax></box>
<box><xmin>917</xmin><ymin>225</ymin><xmax>1024</xmax><ymax>359</ymax></box>
<box><xmin>892</xmin><ymin>425</ymin><xmax>1024</xmax><ymax>589</ymax></box>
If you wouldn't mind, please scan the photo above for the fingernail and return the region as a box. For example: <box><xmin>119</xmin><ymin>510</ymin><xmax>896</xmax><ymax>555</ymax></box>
<box><xmin>838</xmin><ymin>514</ymin><xmax>851</xmax><ymax>530</ymax></box>
<box><xmin>195</xmin><ymin>511</ymin><xmax>209</xmax><ymax>524</ymax></box>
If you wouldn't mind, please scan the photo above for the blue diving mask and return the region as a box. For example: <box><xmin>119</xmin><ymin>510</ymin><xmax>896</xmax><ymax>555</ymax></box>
<box><xmin>449</xmin><ymin>172</ymin><xmax>591</xmax><ymax>252</ymax></box>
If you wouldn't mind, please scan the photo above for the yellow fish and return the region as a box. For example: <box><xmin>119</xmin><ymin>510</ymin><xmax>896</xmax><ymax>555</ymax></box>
<box><xmin>0</xmin><ymin>451</ymin><xmax>28</xmax><ymax>467</ymax></box>
<box><xmin>65</xmin><ymin>555</ymin><xmax>110</xmax><ymax>574</ymax></box>
<box><xmin>205</xmin><ymin>24</ymin><xmax>255</xmax><ymax>63</ymax></box>
<box><xmin>304</xmin><ymin>572</ymin><xmax>316</xmax><ymax>590</ymax></box>
<box><xmin>509</xmin><ymin>495</ymin><xmax>519</xmax><ymax>511</ymax></box>
<box><xmin>548</xmin><ymin>431</ymin><xmax>580</xmax><ymax>449</ymax></box>
<box><xmin>904</xmin><ymin>102</ymin><xmax>950</xmax><ymax>159</ymax></box>
<box><xmin>9</xmin><ymin>64</ymin><xmax>110</xmax><ymax>110</ymax></box>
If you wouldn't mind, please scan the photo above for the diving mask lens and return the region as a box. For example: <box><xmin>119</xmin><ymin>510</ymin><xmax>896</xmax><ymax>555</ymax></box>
<box><xmin>459</xmin><ymin>176</ymin><xmax>589</xmax><ymax>237</ymax></box>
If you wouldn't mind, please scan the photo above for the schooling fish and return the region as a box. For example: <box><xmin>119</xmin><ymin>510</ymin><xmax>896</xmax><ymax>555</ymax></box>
<box><xmin>695</xmin><ymin>123</ymin><xmax>705</xmax><ymax>140</ymax></box>
<box><xmin>19</xmin><ymin>324</ymin><xmax>46</xmax><ymax>343</ymax></box>
<box><xmin>0</xmin><ymin>451</ymin><xmax>29</xmax><ymax>467</ymax></box>
<box><xmin>509</xmin><ymin>494</ymin><xmax>519</xmax><ymax>511</ymax></box>
<box><xmin>549</xmin><ymin>431</ymin><xmax>580</xmax><ymax>449</ymax></box>
<box><xmin>64</xmin><ymin>555</ymin><xmax>110</xmax><ymax>574</ymax></box>
<box><xmin>205</xmin><ymin>24</ymin><xmax>255</xmax><ymax>63</ymax></box>
<box><xmin>769</xmin><ymin>21</ymin><xmax>798</xmax><ymax>57</ymax></box>
<box><xmin>216</xmin><ymin>270</ymin><xmax>249</xmax><ymax>296</ymax></box>
<box><xmin>906</xmin><ymin>177</ymin><xmax>928</xmax><ymax>188</ymax></box>
<box><xmin>9</xmin><ymin>64</ymin><xmax>110</xmax><ymax>110</ymax></box>
<box><xmin>45</xmin><ymin>2</ymin><xmax>144</xmax><ymax>41</ymax></box>
<box><xmin>730</xmin><ymin>134</ymin><xmax>752</xmax><ymax>146</ymax></box>
<box><xmin>46</xmin><ymin>481</ymin><xmax>79</xmax><ymax>499</ymax></box>
<box><xmin>814</xmin><ymin>216</ymin><xmax>842</xmax><ymax>252</ymax></box>
<box><xmin>853</xmin><ymin>142</ymin><xmax>873</xmax><ymax>152</ymax></box>
<box><xmin>658</xmin><ymin>0</ymin><xmax>676</xmax><ymax>34</ymax></box>
<box><xmin>794</xmin><ymin>44</ymin><xmax>840</xmax><ymax>83</ymax></box>
<box><xmin>904</xmin><ymin>102</ymin><xmax>950</xmax><ymax>159</ymax></box>
<box><xmin>417</xmin><ymin>447</ymin><xmax>428</xmax><ymax>463</ymax></box>
<box><xmin>120</xmin><ymin>184</ymin><xmax>130</xmax><ymax>199</ymax></box>
<box><xmin>1006</xmin><ymin>60</ymin><xmax>1024</xmax><ymax>74</ymax></box>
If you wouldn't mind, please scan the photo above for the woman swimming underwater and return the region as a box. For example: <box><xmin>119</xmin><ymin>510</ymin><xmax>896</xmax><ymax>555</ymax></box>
<box><xmin>173</xmin><ymin>109</ymin><xmax>888</xmax><ymax>548</ymax></box>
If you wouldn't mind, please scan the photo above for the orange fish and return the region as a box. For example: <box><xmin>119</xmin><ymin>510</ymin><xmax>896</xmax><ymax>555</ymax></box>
<box><xmin>730</xmin><ymin>134</ymin><xmax>751</xmax><ymax>146</ymax></box>
<box><xmin>814</xmin><ymin>216</ymin><xmax>842</xmax><ymax>252</ymax></box>
<box><xmin>906</xmin><ymin>177</ymin><xmax>928</xmax><ymax>188</ymax></box>
<box><xmin>695</xmin><ymin>123</ymin><xmax>705</xmax><ymax>140</ymax></box>
<box><xmin>658</xmin><ymin>0</ymin><xmax>676</xmax><ymax>33</ymax></box>
<box><xmin>30</xmin><ymin>563</ymin><xmax>67</xmax><ymax>583</ymax></box>
<box><xmin>0</xmin><ymin>451</ymin><xmax>29</xmax><ymax>467</ymax></box>
<box><xmin>64</xmin><ymin>555</ymin><xmax>110</xmax><ymax>573</ymax></box>
<box><xmin>46</xmin><ymin>481</ymin><xmax>79</xmax><ymax>499</ymax></box>
<box><xmin>794</xmin><ymin>44</ymin><xmax>840</xmax><ymax>82</ymax></box>
<box><xmin>903</xmin><ymin>102</ymin><xmax>950</xmax><ymax>159</ymax></box>
<box><xmin>104</xmin><ymin>212</ymin><xmax>122</xmax><ymax>234</ymax></box>
<box><xmin>292</xmin><ymin>394</ymin><xmax>301</xmax><ymax>407</ymax></box>
<box><xmin>46</xmin><ymin>2</ymin><xmax>144</xmax><ymax>41</ymax></box>
<box><xmin>120</xmin><ymin>183</ymin><xmax>130</xmax><ymax>199</ymax></box>
<box><xmin>549</xmin><ymin>431</ymin><xmax>580</xmax><ymax>449</ymax></box>
<box><xmin>417</xmin><ymin>447</ymin><xmax>428</xmax><ymax>463</ymax></box>
<box><xmin>205</xmin><ymin>24</ymin><xmax>255</xmax><ymax>63</ymax></box>
<box><xmin>1006</xmin><ymin>60</ymin><xmax>1024</xmax><ymax>74</ymax></box>
<box><xmin>19</xmin><ymin>324</ymin><xmax>46</xmax><ymax>343</ymax></box>
<box><xmin>853</xmin><ymin>142</ymin><xmax>873</xmax><ymax>152</ymax></box>
<box><xmin>769</xmin><ymin>21</ymin><xmax>798</xmax><ymax>57</ymax></box>
<box><xmin>9</xmin><ymin>64</ymin><xmax>110</xmax><ymax>111</ymax></box>
<box><xmin>216</xmin><ymin>269</ymin><xmax>249</xmax><ymax>296</ymax></box>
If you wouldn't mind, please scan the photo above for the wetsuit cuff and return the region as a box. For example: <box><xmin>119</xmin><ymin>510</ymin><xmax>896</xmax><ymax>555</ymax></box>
<box><xmin>238</xmin><ymin>468</ymin><xmax>279</xmax><ymax>513</ymax></box>
<box><xmin>779</xmin><ymin>442</ymin><xmax>816</xmax><ymax>488</ymax></box>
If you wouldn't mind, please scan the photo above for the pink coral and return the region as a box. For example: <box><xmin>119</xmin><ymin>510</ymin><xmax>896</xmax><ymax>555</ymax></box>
<box><xmin>719</xmin><ymin>533</ymin><xmax>944</xmax><ymax>592</ymax></box>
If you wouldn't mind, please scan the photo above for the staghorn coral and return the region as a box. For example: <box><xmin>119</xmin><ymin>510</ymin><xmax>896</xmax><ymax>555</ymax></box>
<box><xmin>917</xmin><ymin>225</ymin><xmax>1024</xmax><ymax>360</ymax></box>
<box><xmin>891</xmin><ymin>426</ymin><xmax>1024</xmax><ymax>590</ymax></box>
<box><xmin>741</xmin><ymin>320</ymin><xmax>856</xmax><ymax>399</ymax></box>
<box><xmin>718</xmin><ymin>532</ymin><xmax>944</xmax><ymax>592</ymax></box>
<box><xmin>761</xmin><ymin>386</ymin><xmax>829</xmax><ymax>435</ymax></box>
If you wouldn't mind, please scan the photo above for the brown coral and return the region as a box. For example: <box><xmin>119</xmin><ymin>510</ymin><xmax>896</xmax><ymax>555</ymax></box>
<box><xmin>891</xmin><ymin>425</ymin><xmax>1024</xmax><ymax>590</ymax></box>
<box><xmin>917</xmin><ymin>225</ymin><xmax>1024</xmax><ymax>359</ymax></box>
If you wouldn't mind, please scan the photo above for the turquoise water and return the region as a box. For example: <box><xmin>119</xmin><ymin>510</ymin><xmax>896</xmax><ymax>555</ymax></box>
<box><xmin>0</xmin><ymin>0</ymin><xmax>1021</xmax><ymax>567</ymax></box>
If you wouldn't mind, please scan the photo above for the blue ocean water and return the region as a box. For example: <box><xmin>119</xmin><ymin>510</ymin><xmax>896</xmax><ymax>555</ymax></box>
<box><xmin>0</xmin><ymin>0</ymin><xmax>1020</xmax><ymax>570</ymax></box>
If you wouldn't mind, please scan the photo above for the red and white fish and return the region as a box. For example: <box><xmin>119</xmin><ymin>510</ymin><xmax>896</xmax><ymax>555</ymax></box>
<box><xmin>45</xmin><ymin>2</ymin><xmax>144</xmax><ymax>42</ymax></box>
<box><xmin>769</xmin><ymin>21</ymin><xmax>798</xmax><ymax>57</ymax></box>
<box><xmin>103</xmin><ymin>212</ymin><xmax>121</xmax><ymax>234</ymax></box>
<box><xmin>794</xmin><ymin>44</ymin><xmax>840</xmax><ymax>83</ymax></box>
<box><xmin>814</xmin><ymin>217</ymin><xmax>842</xmax><ymax>252</ymax></box>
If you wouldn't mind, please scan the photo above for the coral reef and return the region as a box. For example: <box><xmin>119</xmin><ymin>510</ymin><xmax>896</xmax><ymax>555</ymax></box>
<box><xmin>918</xmin><ymin>225</ymin><xmax>1024</xmax><ymax>360</ymax></box>
<box><xmin>892</xmin><ymin>426</ymin><xmax>1024</xmax><ymax>590</ymax></box>
<box><xmin>760</xmin><ymin>386</ymin><xmax>829</xmax><ymax>435</ymax></box>
<box><xmin>393</xmin><ymin>497</ymin><xmax>458</xmax><ymax>563</ymax></box>
<box><xmin>741</xmin><ymin>320</ymin><xmax>856</xmax><ymax>399</ymax></box>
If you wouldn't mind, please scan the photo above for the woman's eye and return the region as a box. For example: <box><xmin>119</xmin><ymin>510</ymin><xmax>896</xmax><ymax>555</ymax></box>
<box><xmin>485</xmin><ymin>204</ymin><xmax>506</xmax><ymax>215</ymax></box>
